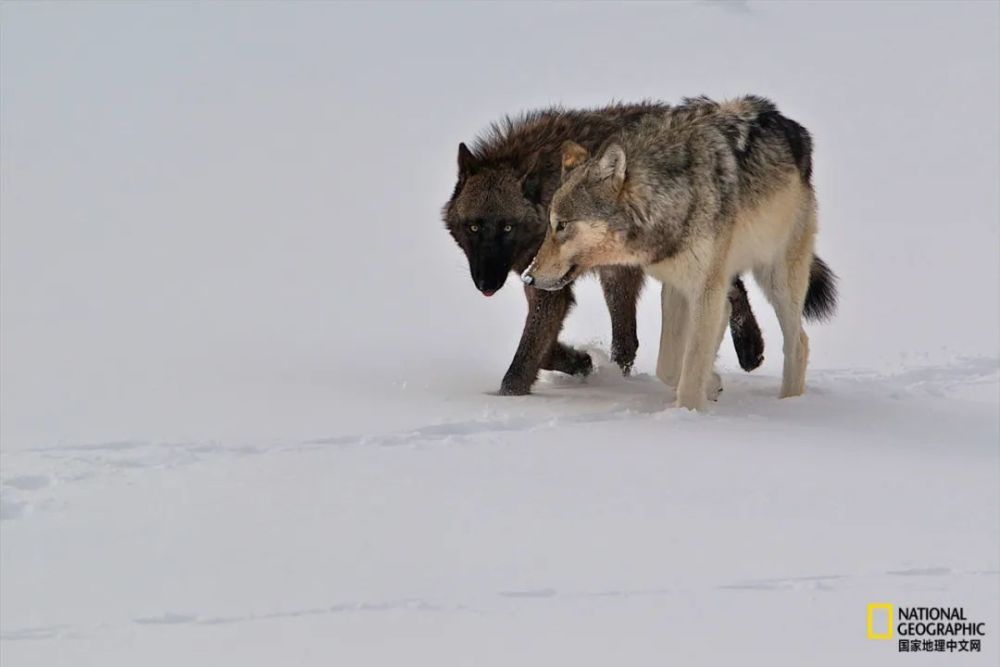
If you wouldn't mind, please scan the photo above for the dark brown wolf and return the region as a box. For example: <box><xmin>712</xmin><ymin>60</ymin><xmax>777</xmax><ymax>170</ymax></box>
<box><xmin>443</xmin><ymin>103</ymin><xmax>765</xmax><ymax>395</ymax></box>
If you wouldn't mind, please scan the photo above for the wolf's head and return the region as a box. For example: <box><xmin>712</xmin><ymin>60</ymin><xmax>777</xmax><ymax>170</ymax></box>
<box><xmin>443</xmin><ymin>143</ymin><xmax>546</xmax><ymax>296</ymax></box>
<box><xmin>522</xmin><ymin>141</ymin><xmax>633</xmax><ymax>291</ymax></box>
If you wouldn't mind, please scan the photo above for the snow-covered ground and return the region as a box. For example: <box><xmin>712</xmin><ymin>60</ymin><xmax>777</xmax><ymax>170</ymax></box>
<box><xmin>2</xmin><ymin>357</ymin><xmax>999</xmax><ymax>665</ymax></box>
<box><xmin>2</xmin><ymin>2</ymin><xmax>998</xmax><ymax>665</ymax></box>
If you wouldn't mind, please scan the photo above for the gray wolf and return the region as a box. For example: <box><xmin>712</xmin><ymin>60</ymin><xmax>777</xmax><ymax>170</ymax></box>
<box><xmin>522</xmin><ymin>96</ymin><xmax>837</xmax><ymax>409</ymax></box>
<box><xmin>443</xmin><ymin>103</ymin><xmax>767</xmax><ymax>395</ymax></box>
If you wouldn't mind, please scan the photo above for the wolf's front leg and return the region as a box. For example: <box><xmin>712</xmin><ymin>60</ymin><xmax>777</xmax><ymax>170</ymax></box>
<box><xmin>499</xmin><ymin>283</ymin><xmax>581</xmax><ymax>395</ymax></box>
<box><xmin>599</xmin><ymin>266</ymin><xmax>644</xmax><ymax>375</ymax></box>
<box><xmin>705</xmin><ymin>298</ymin><xmax>730</xmax><ymax>401</ymax></box>
<box><xmin>655</xmin><ymin>282</ymin><xmax>688</xmax><ymax>388</ymax></box>
<box><xmin>676</xmin><ymin>281</ymin><xmax>729</xmax><ymax>411</ymax></box>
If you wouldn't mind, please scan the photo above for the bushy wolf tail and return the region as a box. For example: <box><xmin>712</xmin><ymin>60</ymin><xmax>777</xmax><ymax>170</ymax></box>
<box><xmin>804</xmin><ymin>255</ymin><xmax>838</xmax><ymax>321</ymax></box>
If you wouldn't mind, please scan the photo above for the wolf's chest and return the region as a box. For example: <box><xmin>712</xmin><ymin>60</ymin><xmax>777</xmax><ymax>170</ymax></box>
<box><xmin>642</xmin><ymin>236</ymin><xmax>718</xmax><ymax>289</ymax></box>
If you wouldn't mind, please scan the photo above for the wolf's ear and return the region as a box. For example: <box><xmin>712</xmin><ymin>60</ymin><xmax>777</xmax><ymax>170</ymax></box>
<box><xmin>561</xmin><ymin>141</ymin><xmax>589</xmax><ymax>181</ymax></box>
<box><xmin>595</xmin><ymin>143</ymin><xmax>627</xmax><ymax>185</ymax></box>
<box><xmin>457</xmin><ymin>142</ymin><xmax>478</xmax><ymax>177</ymax></box>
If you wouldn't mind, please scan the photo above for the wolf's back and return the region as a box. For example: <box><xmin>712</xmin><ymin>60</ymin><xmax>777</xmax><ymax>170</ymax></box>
<box><xmin>713</xmin><ymin>95</ymin><xmax>814</xmax><ymax>186</ymax></box>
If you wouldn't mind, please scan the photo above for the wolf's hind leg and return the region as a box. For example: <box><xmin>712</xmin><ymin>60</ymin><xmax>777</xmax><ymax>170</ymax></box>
<box><xmin>754</xmin><ymin>211</ymin><xmax>815</xmax><ymax>398</ymax></box>
<box><xmin>728</xmin><ymin>278</ymin><xmax>765</xmax><ymax>371</ymax></box>
<box><xmin>599</xmin><ymin>267</ymin><xmax>644</xmax><ymax>375</ymax></box>
<box><xmin>656</xmin><ymin>281</ymin><xmax>688</xmax><ymax>388</ymax></box>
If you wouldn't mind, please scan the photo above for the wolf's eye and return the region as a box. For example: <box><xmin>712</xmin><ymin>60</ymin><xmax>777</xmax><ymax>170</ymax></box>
<box><xmin>555</xmin><ymin>221</ymin><xmax>567</xmax><ymax>233</ymax></box>
<box><xmin>470</xmin><ymin>224</ymin><xmax>479</xmax><ymax>232</ymax></box>
<box><xmin>503</xmin><ymin>224</ymin><xmax>512</xmax><ymax>233</ymax></box>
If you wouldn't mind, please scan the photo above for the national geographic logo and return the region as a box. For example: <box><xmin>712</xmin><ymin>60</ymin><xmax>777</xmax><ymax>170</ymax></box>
<box><xmin>868</xmin><ymin>604</ymin><xmax>987</xmax><ymax>653</ymax></box>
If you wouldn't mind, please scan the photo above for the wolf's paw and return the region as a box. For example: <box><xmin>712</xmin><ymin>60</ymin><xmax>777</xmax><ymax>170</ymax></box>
<box><xmin>674</xmin><ymin>394</ymin><xmax>707</xmax><ymax>411</ymax></box>
<box><xmin>779</xmin><ymin>386</ymin><xmax>805</xmax><ymax>399</ymax></box>
<box><xmin>498</xmin><ymin>382</ymin><xmax>531</xmax><ymax>396</ymax></box>
<box><xmin>614</xmin><ymin>357</ymin><xmax>635</xmax><ymax>377</ymax></box>
<box><xmin>546</xmin><ymin>345</ymin><xmax>593</xmax><ymax>378</ymax></box>
<box><xmin>733</xmin><ymin>328</ymin><xmax>764</xmax><ymax>372</ymax></box>
<box><xmin>676</xmin><ymin>379</ymin><xmax>710</xmax><ymax>411</ymax></box>
<box><xmin>707</xmin><ymin>371</ymin><xmax>723</xmax><ymax>401</ymax></box>
<box><xmin>611</xmin><ymin>336</ymin><xmax>639</xmax><ymax>376</ymax></box>
<box><xmin>498</xmin><ymin>375</ymin><xmax>533</xmax><ymax>396</ymax></box>
<box><xmin>565</xmin><ymin>350</ymin><xmax>594</xmax><ymax>378</ymax></box>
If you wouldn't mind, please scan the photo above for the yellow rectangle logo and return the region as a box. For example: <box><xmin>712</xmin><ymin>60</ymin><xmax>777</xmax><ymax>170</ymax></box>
<box><xmin>868</xmin><ymin>603</ymin><xmax>895</xmax><ymax>639</ymax></box>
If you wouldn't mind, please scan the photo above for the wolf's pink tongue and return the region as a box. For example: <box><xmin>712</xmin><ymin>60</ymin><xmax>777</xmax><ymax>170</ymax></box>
<box><xmin>482</xmin><ymin>290</ymin><xmax>496</xmax><ymax>297</ymax></box>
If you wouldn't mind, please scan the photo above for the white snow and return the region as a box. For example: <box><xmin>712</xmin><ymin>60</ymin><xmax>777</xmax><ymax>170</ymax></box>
<box><xmin>1</xmin><ymin>2</ymin><xmax>998</xmax><ymax>665</ymax></box>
